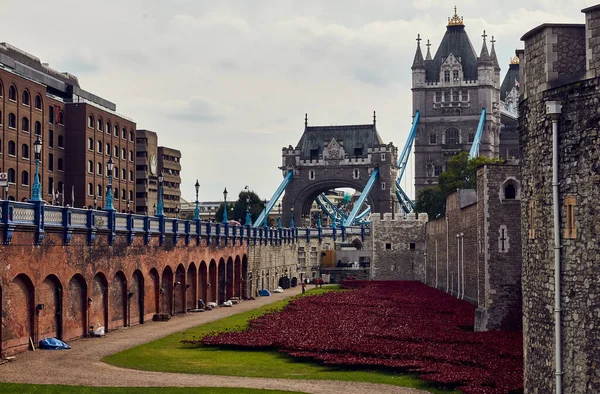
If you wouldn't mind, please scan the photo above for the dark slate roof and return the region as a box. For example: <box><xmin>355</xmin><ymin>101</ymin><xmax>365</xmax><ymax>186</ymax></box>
<box><xmin>426</xmin><ymin>25</ymin><xmax>479</xmax><ymax>82</ymax></box>
<box><xmin>500</xmin><ymin>63</ymin><xmax>520</xmax><ymax>101</ymax></box>
<box><xmin>412</xmin><ymin>43</ymin><xmax>425</xmax><ymax>69</ymax></box>
<box><xmin>295</xmin><ymin>124</ymin><xmax>384</xmax><ymax>159</ymax></box>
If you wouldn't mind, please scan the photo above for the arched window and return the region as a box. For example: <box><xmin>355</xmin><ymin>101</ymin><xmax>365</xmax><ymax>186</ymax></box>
<box><xmin>114</xmin><ymin>166</ymin><xmax>119</xmax><ymax>179</ymax></box>
<box><xmin>58</xmin><ymin>158</ymin><xmax>64</xmax><ymax>171</ymax></box>
<box><xmin>58</xmin><ymin>135</ymin><xmax>64</xmax><ymax>148</ymax></box>
<box><xmin>121</xmin><ymin>148</ymin><xmax>126</xmax><ymax>159</ymax></box>
<box><xmin>121</xmin><ymin>168</ymin><xmax>126</xmax><ymax>179</ymax></box>
<box><xmin>88</xmin><ymin>115</ymin><xmax>94</xmax><ymax>128</ymax></box>
<box><xmin>129</xmin><ymin>190</ymin><xmax>133</xmax><ymax>201</ymax></box>
<box><xmin>97</xmin><ymin>140</ymin><xmax>102</xmax><ymax>153</ymax></box>
<box><xmin>122</xmin><ymin>188</ymin><xmax>126</xmax><ymax>200</ymax></box>
<box><xmin>444</xmin><ymin>71</ymin><xmax>450</xmax><ymax>82</ymax></box>
<box><xmin>97</xmin><ymin>184</ymin><xmax>103</xmax><ymax>197</ymax></box>
<box><xmin>8</xmin><ymin>113</ymin><xmax>16</xmax><ymax>128</ymax></box>
<box><xmin>21</xmin><ymin>144</ymin><xmax>29</xmax><ymax>159</ymax></box>
<box><xmin>106</xmin><ymin>143</ymin><xmax>110</xmax><ymax>155</ymax></box>
<box><xmin>88</xmin><ymin>183</ymin><xmax>93</xmax><ymax>196</ymax></box>
<box><xmin>35</xmin><ymin>121</ymin><xmax>41</xmax><ymax>135</ymax></box>
<box><xmin>0</xmin><ymin>82</ymin><xmax>3</xmax><ymax>97</ymax></box>
<box><xmin>453</xmin><ymin>70</ymin><xmax>459</xmax><ymax>81</ymax></box>
<box><xmin>97</xmin><ymin>162</ymin><xmax>102</xmax><ymax>175</ymax></box>
<box><xmin>129</xmin><ymin>130</ymin><xmax>134</xmax><ymax>142</ymax></box>
<box><xmin>21</xmin><ymin>117</ymin><xmax>29</xmax><ymax>132</ymax></box>
<box><xmin>21</xmin><ymin>170</ymin><xmax>29</xmax><ymax>186</ymax></box>
<box><xmin>114</xmin><ymin>124</ymin><xmax>119</xmax><ymax>136</ymax></box>
<box><xmin>97</xmin><ymin>118</ymin><xmax>103</xmax><ymax>131</ymax></box>
<box><xmin>122</xmin><ymin>127</ymin><xmax>126</xmax><ymax>139</ymax></box>
<box><xmin>8</xmin><ymin>140</ymin><xmax>16</xmax><ymax>156</ymax></box>
<box><xmin>106</xmin><ymin>121</ymin><xmax>111</xmax><ymax>134</ymax></box>
<box><xmin>58</xmin><ymin>181</ymin><xmax>64</xmax><ymax>193</ymax></box>
<box><xmin>58</xmin><ymin>111</ymin><xmax>64</xmax><ymax>125</ymax></box>
<box><xmin>114</xmin><ymin>146</ymin><xmax>118</xmax><ymax>157</ymax></box>
<box><xmin>35</xmin><ymin>95</ymin><xmax>42</xmax><ymax>109</ymax></box>
<box><xmin>114</xmin><ymin>188</ymin><xmax>119</xmax><ymax>199</ymax></box>
<box><xmin>88</xmin><ymin>160</ymin><xmax>93</xmax><ymax>173</ymax></box>
<box><xmin>7</xmin><ymin>168</ymin><xmax>15</xmax><ymax>183</ymax></box>
<box><xmin>22</xmin><ymin>90</ymin><xmax>30</xmax><ymax>106</ymax></box>
<box><xmin>445</xmin><ymin>128</ymin><xmax>459</xmax><ymax>145</ymax></box>
<box><xmin>8</xmin><ymin>85</ymin><xmax>17</xmax><ymax>101</ymax></box>
<box><xmin>88</xmin><ymin>138</ymin><xmax>93</xmax><ymax>150</ymax></box>
<box><xmin>129</xmin><ymin>150</ymin><xmax>133</xmax><ymax>161</ymax></box>
<box><xmin>129</xmin><ymin>170</ymin><xmax>133</xmax><ymax>181</ymax></box>
<box><xmin>505</xmin><ymin>184</ymin><xmax>516</xmax><ymax>199</ymax></box>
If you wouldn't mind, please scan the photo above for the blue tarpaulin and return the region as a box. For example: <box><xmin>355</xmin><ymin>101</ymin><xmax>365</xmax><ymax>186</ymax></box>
<box><xmin>258</xmin><ymin>289</ymin><xmax>271</xmax><ymax>297</ymax></box>
<box><xmin>39</xmin><ymin>337</ymin><xmax>71</xmax><ymax>350</ymax></box>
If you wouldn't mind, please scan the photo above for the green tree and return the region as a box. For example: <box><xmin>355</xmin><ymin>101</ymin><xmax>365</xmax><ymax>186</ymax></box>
<box><xmin>215</xmin><ymin>188</ymin><xmax>265</xmax><ymax>225</ymax></box>
<box><xmin>416</xmin><ymin>152</ymin><xmax>503</xmax><ymax>218</ymax></box>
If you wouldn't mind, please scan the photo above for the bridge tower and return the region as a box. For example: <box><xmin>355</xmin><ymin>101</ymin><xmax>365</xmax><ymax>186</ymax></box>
<box><xmin>412</xmin><ymin>7</ymin><xmax>502</xmax><ymax>196</ymax></box>
<box><xmin>281</xmin><ymin>114</ymin><xmax>398</xmax><ymax>227</ymax></box>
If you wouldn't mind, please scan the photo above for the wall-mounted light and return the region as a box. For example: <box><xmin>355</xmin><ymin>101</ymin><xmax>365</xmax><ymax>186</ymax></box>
<box><xmin>186</xmin><ymin>284</ymin><xmax>191</xmax><ymax>289</ymax></box>
<box><xmin>128</xmin><ymin>291</ymin><xmax>134</xmax><ymax>298</ymax></box>
<box><xmin>160</xmin><ymin>287</ymin><xmax>165</xmax><ymax>293</ymax></box>
<box><xmin>174</xmin><ymin>281</ymin><xmax>181</xmax><ymax>287</ymax></box>
<box><xmin>36</xmin><ymin>303</ymin><xmax>45</xmax><ymax>312</ymax></box>
<box><xmin>87</xmin><ymin>297</ymin><xmax>93</xmax><ymax>304</ymax></box>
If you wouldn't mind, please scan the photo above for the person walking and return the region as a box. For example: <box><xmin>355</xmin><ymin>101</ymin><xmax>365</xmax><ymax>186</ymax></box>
<box><xmin>301</xmin><ymin>282</ymin><xmax>306</xmax><ymax>294</ymax></box>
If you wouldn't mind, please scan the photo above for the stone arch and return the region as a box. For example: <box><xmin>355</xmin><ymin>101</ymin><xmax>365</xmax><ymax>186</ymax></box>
<box><xmin>66</xmin><ymin>274</ymin><xmax>87</xmax><ymax>340</ymax></box>
<box><xmin>6</xmin><ymin>274</ymin><xmax>35</xmax><ymax>352</ymax></box>
<box><xmin>218</xmin><ymin>258</ymin><xmax>226</xmax><ymax>304</ymax></box>
<box><xmin>111</xmin><ymin>271</ymin><xmax>128</xmax><ymax>329</ymax></box>
<box><xmin>226</xmin><ymin>257</ymin><xmax>234</xmax><ymax>300</ymax></box>
<box><xmin>39</xmin><ymin>275</ymin><xmax>63</xmax><ymax>340</ymax></box>
<box><xmin>199</xmin><ymin>261</ymin><xmax>208</xmax><ymax>304</ymax></box>
<box><xmin>208</xmin><ymin>259</ymin><xmax>217</xmax><ymax>303</ymax></box>
<box><xmin>187</xmin><ymin>263</ymin><xmax>197</xmax><ymax>311</ymax></box>
<box><xmin>174</xmin><ymin>264</ymin><xmax>186</xmax><ymax>314</ymax></box>
<box><xmin>148</xmin><ymin>268</ymin><xmax>160</xmax><ymax>315</ymax></box>
<box><xmin>500</xmin><ymin>177</ymin><xmax>521</xmax><ymax>201</ymax></box>
<box><xmin>234</xmin><ymin>256</ymin><xmax>242</xmax><ymax>298</ymax></box>
<box><xmin>90</xmin><ymin>273</ymin><xmax>108</xmax><ymax>333</ymax></box>
<box><xmin>287</xmin><ymin>178</ymin><xmax>377</xmax><ymax>224</ymax></box>
<box><xmin>241</xmin><ymin>255</ymin><xmax>248</xmax><ymax>299</ymax></box>
<box><xmin>131</xmin><ymin>270</ymin><xmax>144</xmax><ymax>326</ymax></box>
<box><xmin>161</xmin><ymin>266</ymin><xmax>174</xmax><ymax>316</ymax></box>
<box><xmin>351</xmin><ymin>238</ymin><xmax>363</xmax><ymax>250</ymax></box>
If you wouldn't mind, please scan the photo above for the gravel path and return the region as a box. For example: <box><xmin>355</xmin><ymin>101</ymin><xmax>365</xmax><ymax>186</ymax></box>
<box><xmin>0</xmin><ymin>286</ymin><xmax>428</xmax><ymax>394</ymax></box>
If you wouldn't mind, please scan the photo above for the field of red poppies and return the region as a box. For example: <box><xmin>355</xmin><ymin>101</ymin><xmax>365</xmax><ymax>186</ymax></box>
<box><xmin>189</xmin><ymin>281</ymin><xmax>523</xmax><ymax>393</ymax></box>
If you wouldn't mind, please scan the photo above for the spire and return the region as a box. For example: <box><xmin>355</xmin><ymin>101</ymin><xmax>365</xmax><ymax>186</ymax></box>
<box><xmin>425</xmin><ymin>39</ymin><xmax>432</xmax><ymax>61</ymax></box>
<box><xmin>373</xmin><ymin>110</ymin><xmax>376</xmax><ymax>125</ymax></box>
<box><xmin>411</xmin><ymin>34</ymin><xmax>425</xmax><ymax>70</ymax></box>
<box><xmin>478</xmin><ymin>30</ymin><xmax>491</xmax><ymax>63</ymax></box>
<box><xmin>490</xmin><ymin>36</ymin><xmax>500</xmax><ymax>71</ymax></box>
<box><xmin>304</xmin><ymin>113</ymin><xmax>308</xmax><ymax>127</ymax></box>
<box><xmin>447</xmin><ymin>6</ymin><xmax>464</xmax><ymax>27</ymax></box>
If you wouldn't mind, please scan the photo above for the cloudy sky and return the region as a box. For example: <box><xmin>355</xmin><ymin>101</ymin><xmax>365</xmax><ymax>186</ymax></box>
<box><xmin>0</xmin><ymin>0</ymin><xmax>590</xmax><ymax>202</ymax></box>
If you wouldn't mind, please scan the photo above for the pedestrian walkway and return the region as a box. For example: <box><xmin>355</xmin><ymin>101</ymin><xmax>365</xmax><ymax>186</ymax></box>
<box><xmin>0</xmin><ymin>286</ymin><xmax>427</xmax><ymax>394</ymax></box>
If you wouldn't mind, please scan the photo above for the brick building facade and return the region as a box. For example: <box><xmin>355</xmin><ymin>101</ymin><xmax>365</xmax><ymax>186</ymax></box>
<box><xmin>519</xmin><ymin>6</ymin><xmax>600</xmax><ymax>392</ymax></box>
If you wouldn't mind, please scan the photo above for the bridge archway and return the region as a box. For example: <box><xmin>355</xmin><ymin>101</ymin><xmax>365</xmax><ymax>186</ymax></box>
<box><xmin>131</xmin><ymin>270</ymin><xmax>144</xmax><ymax>325</ymax></box>
<box><xmin>208</xmin><ymin>260</ymin><xmax>217</xmax><ymax>303</ymax></box>
<box><xmin>218</xmin><ymin>258</ymin><xmax>226</xmax><ymax>304</ymax></box>
<box><xmin>199</xmin><ymin>261</ymin><xmax>208</xmax><ymax>303</ymax></box>
<box><xmin>40</xmin><ymin>275</ymin><xmax>63</xmax><ymax>340</ymax></box>
<box><xmin>161</xmin><ymin>267</ymin><xmax>173</xmax><ymax>316</ymax></box>
<box><xmin>241</xmin><ymin>255</ymin><xmax>248</xmax><ymax>299</ymax></box>
<box><xmin>66</xmin><ymin>274</ymin><xmax>87</xmax><ymax>339</ymax></box>
<box><xmin>7</xmin><ymin>274</ymin><xmax>35</xmax><ymax>351</ymax></box>
<box><xmin>148</xmin><ymin>268</ymin><xmax>160</xmax><ymax>315</ymax></box>
<box><xmin>187</xmin><ymin>263</ymin><xmax>197</xmax><ymax>311</ymax></box>
<box><xmin>90</xmin><ymin>273</ymin><xmax>108</xmax><ymax>332</ymax></box>
<box><xmin>226</xmin><ymin>257</ymin><xmax>234</xmax><ymax>300</ymax></box>
<box><xmin>234</xmin><ymin>256</ymin><xmax>241</xmax><ymax>298</ymax></box>
<box><xmin>112</xmin><ymin>271</ymin><xmax>127</xmax><ymax>328</ymax></box>
<box><xmin>174</xmin><ymin>264</ymin><xmax>186</xmax><ymax>314</ymax></box>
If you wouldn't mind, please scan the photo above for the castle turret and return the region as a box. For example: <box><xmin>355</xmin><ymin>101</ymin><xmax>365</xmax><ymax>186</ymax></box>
<box><xmin>412</xmin><ymin>34</ymin><xmax>426</xmax><ymax>88</ymax></box>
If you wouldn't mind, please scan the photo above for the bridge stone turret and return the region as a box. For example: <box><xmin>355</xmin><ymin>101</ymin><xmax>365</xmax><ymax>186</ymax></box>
<box><xmin>281</xmin><ymin>115</ymin><xmax>398</xmax><ymax>226</ymax></box>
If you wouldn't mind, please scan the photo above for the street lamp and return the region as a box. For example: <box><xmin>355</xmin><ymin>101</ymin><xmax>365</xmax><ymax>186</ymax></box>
<box><xmin>175</xmin><ymin>206</ymin><xmax>180</xmax><ymax>219</ymax></box>
<box><xmin>277</xmin><ymin>203</ymin><xmax>281</xmax><ymax>229</ymax></box>
<box><xmin>126</xmin><ymin>199</ymin><xmax>131</xmax><ymax>213</ymax></box>
<box><xmin>156</xmin><ymin>171</ymin><xmax>164</xmax><ymax>217</ymax></box>
<box><xmin>153</xmin><ymin>203</ymin><xmax>156</xmax><ymax>215</ymax></box>
<box><xmin>245</xmin><ymin>193</ymin><xmax>252</xmax><ymax>226</ymax></box>
<box><xmin>31</xmin><ymin>136</ymin><xmax>42</xmax><ymax>201</ymax></box>
<box><xmin>263</xmin><ymin>199</ymin><xmax>268</xmax><ymax>228</ymax></box>
<box><xmin>93</xmin><ymin>195</ymin><xmax>98</xmax><ymax>210</ymax></box>
<box><xmin>290</xmin><ymin>206</ymin><xmax>295</xmax><ymax>228</ymax></box>
<box><xmin>105</xmin><ymin>157</ymin><xmax>115</xmax><ymax>211</ymax></box>
<box><xmin>222</xmin><ymin>187</ymin><xmax>228</xmax><ymax>224</ymax></box>
<box><xmin>194</xmin><ymin>180</ymin><xmax>200</xmax><ymax>220</ymax></box>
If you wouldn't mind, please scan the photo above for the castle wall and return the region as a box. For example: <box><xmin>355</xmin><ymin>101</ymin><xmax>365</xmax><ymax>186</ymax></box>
<box><xmin>370</xmin><ymin>213</ymin><xmax>427</xmax><ymax>281</ymax></box>
<box><xmin>520</xmin><ymin>8</ymin><xmax>600</xmax><ymax>392</ymax></box>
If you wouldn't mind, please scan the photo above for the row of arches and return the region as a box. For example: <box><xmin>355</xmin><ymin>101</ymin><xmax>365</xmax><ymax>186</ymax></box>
<box><xmin>0</xmin><ymin>255</ymin><xmax>248</xmax><ymax>356</ymax></box>
<box><xmin>0</xmin><ymin>81</ymin><xmax>44</xmax><ymax>110</ymax></box>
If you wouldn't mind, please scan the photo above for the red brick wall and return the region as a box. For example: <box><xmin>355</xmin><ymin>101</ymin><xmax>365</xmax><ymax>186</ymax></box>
<box><xmin>0</xmin><ymin>229</ymin><xmax>247</xmax><ymax>356</ymax></box>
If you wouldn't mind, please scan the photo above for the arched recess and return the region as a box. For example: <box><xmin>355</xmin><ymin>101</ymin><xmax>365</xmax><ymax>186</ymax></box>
<box><xmin>218</xmin><ymin>258</ymin><xmax>226</xmax><ymax>304</ymax></box>
<box><xmin>90</xmin><ymin>273</ymin><xmax>108</xmax><ymax>332</ymax></box>
<box><xmin>66</xmin><ymin>274</ymin><xmax>87</xmax><ymax>340</ymax></box>
<box><xmin>111</xmin><ymin>271</ymin><xmax>128</xmax><ymax>329</ymax></box>
<box><xmin>174</xmin><ymin>264</ymin><xmax>186</xmax><ymax>314</ymax></box>
<box><xmin>161</xmin><ymin>266</ymin><xmax>174</xmax><ymax>315</ymax></box>
<box><xmin>226</xmin><ymin>257</ymin><xmax>234</xmax><ymax>300</ymax></box>
<box><xmin>234</xmin><ymin>256</ymin><xmax>241</xmax><ymax>298</ymax></box>
<box><xmin>39</xmin><ymin>275</ymin><xmax>63</xmax><ymax>340</ymax></box>
<box><xmin>199</xmin><ymin>261</ymin><xmax>208</xmax><ymax>304</ymax></box>
<box><xmin>241</xmin><ymin>255</ymin><xmax>248</xmax><ymax>299</ymax></box>
<box><xmin>285</xmin><ymin>179</ymin><xmax>377</xmax><ymax>224</ymax></box>
<box><xmin>148</xmin><ymin>268</ymin><xmax>160</xmax><ymax>315</ymax></box>
<box><xmin>187</xmin><ymin>263</ymin><xmax>197</xmax><ymax>311</ymax></box>
<box><xmin>6</xmin><ymin>274</ymin><xmax>34</xmax><ymax>352</ymax></box>
<box><xmin>208</xmin><ymin>259</ymin><xmax>217</xmax><ymax>303</ymax></box>
<box><xmin>131</xmin><ymin>270</ymin><xmax>144</xmax><ymax>325</ymax></box>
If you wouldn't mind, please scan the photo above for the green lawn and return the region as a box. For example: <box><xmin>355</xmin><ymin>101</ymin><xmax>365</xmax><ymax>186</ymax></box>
<box><xmin>0</xmin><ymin>384</ymin><xmax>304</xmax><ymax>394</ymax></box>
<box><xmin>105</xmin><ymin>286</ymin><xmax>457</xmax><ymax>394</ymax></box>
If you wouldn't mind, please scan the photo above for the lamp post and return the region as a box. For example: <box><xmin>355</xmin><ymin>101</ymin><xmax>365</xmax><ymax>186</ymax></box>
<box><xmin>317</xmin><ymin>211</ymin><xmax>322</xmax><ymax>229</ymax></box>
<box><xmin>105</xmin><ymin>157</ymin><xmax>115</xmax><ymax>211</ymax></box>
<box><xmin>175</xmin><ymin>206</ymin><xmax>180</xmax><ymax>219</ymax></box>
<box><xmin>245</xmin><ymin>194</ymin><xmax>252</xmax><ymax>226</ymax></box>
<box><xmin>153</xmin><ymin>203</ymin><xmax>156</xmax><ymax>215</ymax></box>
<box><xmin>222</xmin><ymin>187</ymin><xmax>228</xmax><ymax>224</ymax></box>
<box><xmin>290</xmin><ymin>206</ymin><xmax>295</xmax><ymax>228</ymax></box>
<box><xmin>31</xmin><ymin>136</ymin><xmax>42</xmax><ymax>201</ymax></box>
<box><xmin>277</xmin><ymin>203</ymin><xmax>281</xmax><ymax>229</ymax></box>
<box><xmin>263</xmin><ymin>199</ymin><xmax>268</xmax><ymax>228</ymax></box>
<box><xmin>126</xmin><ymin>199</ymin><xmax>131</xmax><ymax>213</ymax></box>
<box><xmin>93</xmin><ymin>195</ymin><xmax>98</xmax><ymax>210</ymax></box>
<box><xmin>156</xmin><ymin>171</ymin><xmax>164</xmax><ymax>217</ymax></box>
<box><xmin>194</xmin><ymin>180</ymin><xmax>200</xmax><ymax>220</ymax></box>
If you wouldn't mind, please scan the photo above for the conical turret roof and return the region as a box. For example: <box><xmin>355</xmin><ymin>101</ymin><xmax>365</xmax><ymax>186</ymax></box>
<box><xmin>490</xmin><ymin>36</ymin><xmax>500</xmax><ymax>71</ymax></box>
<box><xmin>412</xmin><ymin>35</ymin><xmax>425</xmax><ymax>70</ymax></box>
<box><xmin>425</xmin><ymin>23</ymin><xmax>478</xmax><ymax>81</ymax></box>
